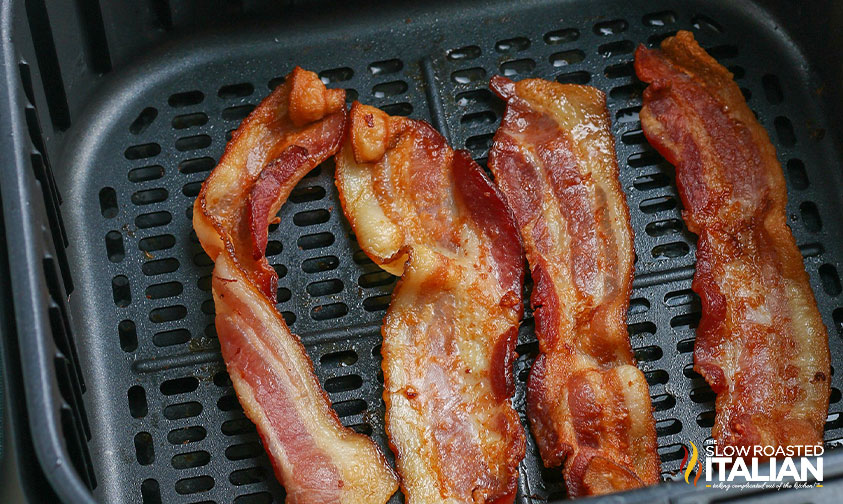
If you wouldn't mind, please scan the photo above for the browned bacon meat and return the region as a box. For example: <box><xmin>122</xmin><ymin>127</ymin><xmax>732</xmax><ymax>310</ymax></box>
<box><xmin>335</xmin><ymin>102</ymin><xmax>525</xmax><ymax>503</ymax></box>
<box><xmin>635</xmin><ymin>30</ymin><xmax>830</xmax><ymax>452</ymax></box>
<box><xmin>194</xmin><ymin>67</ymin><xmax>398</xmax><ymax>504</ymax></box>
<box><xmin>487</xmin><ymin>76</ymin><xmax>660</xmax><ymax>497</ymax></box>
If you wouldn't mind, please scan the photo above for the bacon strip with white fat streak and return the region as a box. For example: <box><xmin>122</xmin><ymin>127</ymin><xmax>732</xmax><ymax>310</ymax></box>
<box><xmin>487</xmin><ymin>76</ymin><xmax>660</xmax><ymax>497</ymax></box>
<box><xmin>194</xmin><ymin>67</ymin><xmax>398</xmax><ymax>504</ymax></box>
<box><xmin>335</xmin><ymin>102</ymin><xmax>525</xmax><ymax>504</ymax></box>
<box><xmin>635</xmin><ymin>31</ymin><xmax>830</xmax><ymax>452</ymax></box>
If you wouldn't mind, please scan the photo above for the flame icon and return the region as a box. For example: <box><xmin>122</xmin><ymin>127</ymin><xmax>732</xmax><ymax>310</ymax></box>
<box><xmin>679</xmin><ymin>441</ymin><xmax>702</xmax><ymax>486</ymax></box>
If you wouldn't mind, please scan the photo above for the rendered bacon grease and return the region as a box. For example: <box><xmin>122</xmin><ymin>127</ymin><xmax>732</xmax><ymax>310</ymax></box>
<box><xmin>194</xmin><ymin>67</ymin><xmax>398</xmax><ymax>504</ymax></box>
<box><xmin>487</xmin><ymin>76</ymin><xmax>660</xmax><ymax>497</ymax></box>
<box><xmin>335</xmin><ymin>102</ymin><xmax>526</xmax><ymax>503</ymax></box>
<box><xmin>635</xmin><ymin>31</ymin><xmax>830</xmax><ymax>452</ymax></box>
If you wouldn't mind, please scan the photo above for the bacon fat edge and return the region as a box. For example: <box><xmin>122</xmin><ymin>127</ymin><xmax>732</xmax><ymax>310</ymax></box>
<box><xmin>194</xmin><ymin>67</ymin><xmax>398</xmax><ymax>504</ymax></box>
<box><xmin>634</xmin><ymin>31</ymin><xmax>830</xmax><ymax>453</ymax></box>
<box><xmin>335</xmin><ymin>102</ymin><xmax>526</xmax><ymax>504</ymax></box>
<box><xmin>487</xmin><ymin>76</ymin><xmax>660</xmax><ymax>497</ymax></box>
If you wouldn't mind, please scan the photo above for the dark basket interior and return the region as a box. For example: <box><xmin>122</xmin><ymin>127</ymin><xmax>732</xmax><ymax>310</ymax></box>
<box><xmin>2</xmin><ymin>0</ymin><xmax>843</xmax><ymax>503</ymax></box>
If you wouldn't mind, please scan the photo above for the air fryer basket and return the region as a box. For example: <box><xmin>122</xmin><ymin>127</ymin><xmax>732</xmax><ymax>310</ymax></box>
<box><xmin>1</xmin><ymin>0</ymin><xmax>842</xmax><ymax>503</ymax></box>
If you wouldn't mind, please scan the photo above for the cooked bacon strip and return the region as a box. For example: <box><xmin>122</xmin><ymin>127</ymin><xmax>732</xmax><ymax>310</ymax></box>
<box><xmin>635</xmin><ymin>31</ymin><xmax>830</xmax><ymax>452</ymax></box>
<box><xmin>195</xmin><ymin>67</ymin><xmax>348</xmax><ymax>302</ymax></box>
<box><xmin>194</xmin><ymin>67</ymin><xmax>398</xmax><ymax>504</ymax></box>
<box><xmin>487</xmin><ymin>76</ymin><xmax>660</xmax><ymax>497</ymax></box>
<box><xmin>335</xmin><ymin>102</ymin><xmax>525</xmax><ymax>503</ymax></box>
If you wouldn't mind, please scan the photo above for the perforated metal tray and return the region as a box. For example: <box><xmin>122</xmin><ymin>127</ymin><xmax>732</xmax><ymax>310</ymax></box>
<box><xmin>3</xmin><ymin>0</ymin><xmax>843</xmax><ymax>503</ymax></box>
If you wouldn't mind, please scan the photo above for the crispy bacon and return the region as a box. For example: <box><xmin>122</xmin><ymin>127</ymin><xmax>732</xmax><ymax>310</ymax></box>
<box><xmin>194</xmin><ymin>67</ymin><xmax>398</xmax><ymax>504</ymax></box>
<box><xmin>335</xmin><ymin>102</ymin><xmax>525</xmax><ymax>503</ymax></box>
<box><xmin>194</xmin><ymin>67</ymin><xmax>347</xmax><ymax>302</ymax></box>
<box><xmin>487</xmin><ymin>76</ymin><xmax>660</xmax><ymax>497</ymax></box>
<box><xmin>635</xmin><ymin>31</ymin><xmax>830</xmax><ymax>452</ymax></box>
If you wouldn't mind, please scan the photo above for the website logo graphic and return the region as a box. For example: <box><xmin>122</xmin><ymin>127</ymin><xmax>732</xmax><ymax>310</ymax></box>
<box><xmin>677</xmin><ymin>440</ymin><xmax>824</xmax><ymax>490</ymax></box>
<box><xmin>679</xmin><ymin>441</ymin><xmax>702</xmax><ymax>486</ymax></box>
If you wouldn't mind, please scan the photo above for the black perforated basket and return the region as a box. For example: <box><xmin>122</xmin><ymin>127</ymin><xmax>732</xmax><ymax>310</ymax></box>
<box><xmin>1</xmin><ymin>0</ymin><xmax>842</xmax><ymax>503</ymax></box>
